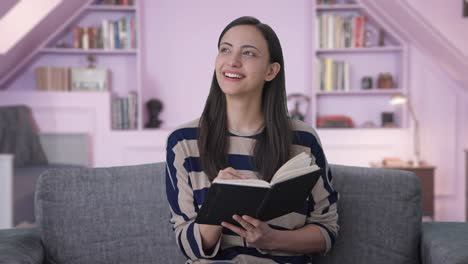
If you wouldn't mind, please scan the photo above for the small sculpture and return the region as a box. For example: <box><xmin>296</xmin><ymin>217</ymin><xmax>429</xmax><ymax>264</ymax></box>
<box><xmin>145</xmin><ymin>98</ymin><xmax>163</xmax><ymax>128</ymax></box>
<box><xmin>287</xmin><ymin>93</ymin><xmax>311</xmax><ymax>121</ymax></box>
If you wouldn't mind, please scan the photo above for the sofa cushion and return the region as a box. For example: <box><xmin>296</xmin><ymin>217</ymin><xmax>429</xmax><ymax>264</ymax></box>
<box><xmin>35</xmin><ymin>163</ymin><xmax>186</xmax><ymax>264</ymax></box>
<box><xmin>14</xmin><ymin>164</ymin><xmax>82</xmax><ymax>226</ymax></box>
<box><xmin>0</xmin><ymin>105</ymin><xmax>48</xmax><ymax>167</ymax></box>
<box><xmin>314</xmin><ymin>165</ymin><xmax>422</xmax><ymax>264</ymax></box>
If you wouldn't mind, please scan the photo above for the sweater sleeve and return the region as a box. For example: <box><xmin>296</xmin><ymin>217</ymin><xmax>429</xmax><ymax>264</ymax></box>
<box><xmin>165</xmin><ymin>132</ymin><xmax>221</xmax><ymax>260</ymax></box>
<box><xmin>305</xmin><ymin>132</ymin><xmax>339</xmax><ymax>255</ymax></box>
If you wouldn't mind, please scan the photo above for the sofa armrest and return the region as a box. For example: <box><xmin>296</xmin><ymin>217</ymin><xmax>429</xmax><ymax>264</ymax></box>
<box><xmin>0</xmin><ymin>227</ymin><xmax>44</xmax><ymax>264</ymax></box>
<box><xmin>421</xmin><ymin>222</ymin><xmax>468</xmax><ymax>264</ymax></box>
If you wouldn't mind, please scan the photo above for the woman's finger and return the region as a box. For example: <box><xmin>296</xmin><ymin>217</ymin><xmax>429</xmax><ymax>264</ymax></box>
<box><xmin>224</xmin><ymin>167</ymin><xmax>247</xmax><ymax>179</ymax></box>
<box><xmin>242</xmin><ymin>215</ymin><xmax>261</xmax><ymax>228</ymax></box>
<box><xmin>233</xmin><ymin>215</ymin><xmax>255</xmax><ymax>231</ymax></box>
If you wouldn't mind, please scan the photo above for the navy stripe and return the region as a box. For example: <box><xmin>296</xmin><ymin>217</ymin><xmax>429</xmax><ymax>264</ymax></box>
<box><xmin>310</xmin><ymin>222</ymin><xmax>336</xmax><ymax>246</ymax></box>
<box><xmin>187</xmin><ymin>222</ymin><xmax>202</xmax><ymax>258</ymax></box>
<box><xmin>269</xmin><ymin>224</ymin><xmax>291</xmax><ymax>231</ymax></box>
<box><xmin>222</xmin><ymin>227</ymin><xmax>239</xmax><ymax>236</ymax></box>
<box><xmin>184</xmin><ymin>156</ymin><xmax>202</xmax><ymax>172</ymax></box>
<box><xmin>177</xmin><ymin>229</ymin><xmax>190</xmax><ymax>259</ymax></box>
<box><xmin>227</xmin><ymin>154</ymin><xmax>255</xmax><ymax>171</ymax></box>
<box><xmin>193</xmin><ymin>187</ymin><xmax>209</xmax><ymax>206</ymax></box>
<box><xmin>183</xmin><ymin>154</ymin><xmax>255</xmax><ymax>173</ymax></box>
<box><xmin>217</xmin><ymin>246</ymin><xmax>309</xmax><ymax>264</ymax></box>
<box><xmin>165</xmin><ymin>138</ymin><xmax>189</xmax><ymax>221</ymax></box>
<box><xmin>228</xmin><ymin>131</ymin><xmax>261</xmax><ymax>139</ymax></box>
<box><xmin>172</xmin><ymin>127</ymin><xmax>199</xmax><ymax>140</ymax></box>
<box><xmin>292</xmin><ymin>131</ymin><xmax>325</xmax><ymax>168</ymax></box>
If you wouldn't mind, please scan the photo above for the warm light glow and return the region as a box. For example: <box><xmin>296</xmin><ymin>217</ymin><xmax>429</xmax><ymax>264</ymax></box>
<box><xmin>0</xmin><ymin>0</ymin><xmax>62</xmax><ymax>54</ymax></box>
<box><xmin>389</xmin><ymin>94</ymin><xmax>407</xmax><ymax>105</ymax></box>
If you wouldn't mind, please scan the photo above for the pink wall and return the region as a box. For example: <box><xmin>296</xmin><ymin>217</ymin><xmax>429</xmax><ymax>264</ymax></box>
<box><xmin>141</xmin><ymin>0</ymin><xmax>314</xmax><ymax>128</ymax></box>
<box><xmin>405</xmin><ymin>0</ymin><xmax>468</xmax><ymax>59</ymax></box>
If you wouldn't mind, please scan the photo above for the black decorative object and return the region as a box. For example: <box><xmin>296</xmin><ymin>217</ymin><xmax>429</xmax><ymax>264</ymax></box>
<box><xmin>145</xmin><ymin>98</ymin><xmax>163</xmax><ymax>128</ymax></box>
<box><xmin>464</xmin><ymin>0</ymin><xmax>468</xmax><ymax>17</ymax></box>
<box><xmin>287</xmin><ymin>93</ymin><xmax>310</xmax><ymax>121</ymax></box>
<box><xmin>381</xmin><ymin>112</ymin><xmax>396</xmax><ymax>127</ymax></box>
<box><xmin>361</xmin><ymin>76</ymin><xmax>373</xmax><ymax>89</ymax></box>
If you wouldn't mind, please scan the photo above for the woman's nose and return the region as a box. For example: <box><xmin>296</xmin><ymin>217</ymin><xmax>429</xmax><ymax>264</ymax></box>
<box><xmin>228</xmin><ymin>52</ymin><xmax>242</xmax><ymax>67</ymax></box>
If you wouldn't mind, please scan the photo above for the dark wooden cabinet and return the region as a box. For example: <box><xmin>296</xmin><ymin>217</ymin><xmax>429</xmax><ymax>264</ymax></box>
<box><xmin>396</xmin><ymin>166</ymin><xmax>435</xmax><ymax>218</ymax></box>
<box><xmin>372</xmin><ymin>164</ymin><xmax>435</xmax><ymax>218</ymax></box>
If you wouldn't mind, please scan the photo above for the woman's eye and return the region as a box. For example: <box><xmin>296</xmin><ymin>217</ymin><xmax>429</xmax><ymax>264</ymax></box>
<box><xmin>243</xmin><ymin>51</ymin><xmax>255</xmax><ymax>56</ymax></box>
<box><xmin>220</xmin><ymin>47</ymin><xmax>230</xmax><ymax>53</ymax></box>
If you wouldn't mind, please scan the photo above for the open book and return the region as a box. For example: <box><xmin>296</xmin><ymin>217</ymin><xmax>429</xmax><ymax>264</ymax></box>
<box><xmin>195</xmin><ymin>152</ymin><xmax>322</xmax><ymax>225</ymax></box>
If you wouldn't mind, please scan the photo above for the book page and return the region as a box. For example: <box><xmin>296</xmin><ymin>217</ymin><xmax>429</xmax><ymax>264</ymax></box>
<box><xmin>213</xmin><ymin>178</ymin><xmax>271</xmax><ymax>188</ymax></box>
<box><xmin>272</xmin><ymin>152</ymin><xmax>313</xmax><ymax>180</ymax></box>
<box><xmin>271</xmin><ymin>164</ymin><xmax>320</xmax><ymax>185</ymax></box>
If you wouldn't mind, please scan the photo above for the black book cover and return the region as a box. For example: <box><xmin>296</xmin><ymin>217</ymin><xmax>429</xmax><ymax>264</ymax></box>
<box><xmin>195</xmin><ymin>169</ymin><xmax>322</xmax><ymax>226</ymax></box>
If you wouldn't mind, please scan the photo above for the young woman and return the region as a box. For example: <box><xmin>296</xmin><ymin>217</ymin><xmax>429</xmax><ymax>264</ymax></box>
<box><xmin>166</xmin><ymin>16</ymin><xmax>338</xmax><ymax>264</ymax></box>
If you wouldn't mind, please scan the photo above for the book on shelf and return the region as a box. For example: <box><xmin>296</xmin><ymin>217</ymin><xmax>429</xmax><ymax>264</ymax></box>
<box><xmin>316</xmin><ymin>14</ymin><xmax>366</xmax><ymax>49</ymax></box>
<box><xmin>34</xmin><ymin>66</ymin><xmax>110</xmax><ymax>92</ymax></box>
<box><xmin>195</xmin><ymin>152</ymin><xmax>322</xmax><ymax>226</ymax></box>
<box><xmin>316</xmin><ymin>58</ymin><xmax>350</xmax><ymax>91</ymax></box>
<box><xmin>111</xmin><ymin>91</ymin><xmax>138</xmax><ymax>130</ymax></box>
<box><xmin>71</xmin><ymin>16</ymin><xmax>136</xmax><ymax>50</ymax></box>
<box><xmin>34</xmin><ymin>66</ymin><xmax>70</xmax><ymax>91</ymax></box>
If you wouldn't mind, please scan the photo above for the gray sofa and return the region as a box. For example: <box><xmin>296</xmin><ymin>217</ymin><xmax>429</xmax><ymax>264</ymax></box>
<box><xmin>1</xmin><ymin>163</ymin><xmax>467</xmax><ymax>264</ymax></box>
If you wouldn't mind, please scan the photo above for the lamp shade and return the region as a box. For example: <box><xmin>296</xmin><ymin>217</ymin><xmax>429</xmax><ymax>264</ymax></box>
<box><xmin>389</xmin><ymin>94</ymin><xmax>407</xmax><ymax>105</ymax></box>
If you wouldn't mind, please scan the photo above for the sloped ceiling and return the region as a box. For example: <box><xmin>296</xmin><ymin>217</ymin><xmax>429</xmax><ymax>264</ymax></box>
<box><xmin>359</xmin><ymin>0</ymin><xmax>468</xmax><ymax>89</ymax></box>
<box><xmin>0</xmin><ymin>0</ymin><xmax>88</xmax><ymax>89</ymax></box>
<box><xmin>0</xmin><ymin>0</ymin><xmax>18</xmax><ymax>19</ymax></box>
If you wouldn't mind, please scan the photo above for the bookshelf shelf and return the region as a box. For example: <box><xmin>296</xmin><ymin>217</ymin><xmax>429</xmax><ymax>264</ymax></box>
<box><xmin>316</xmin><ymin>4</ymin><xmax>362</xmax><ymax>11</ymax></box>
<box><xmin>316</xmin><ymin>89</ymin><xmax>402</xmax><ymax>96</ymax></box>
<box><xmin>87</xmin><ymin>5</ymin><xmax>136</xmax><ymax>12</ymax></box>
<box><xmin>40</xmin><ymin>48</ymin><xmax>137</xmax><ymax>55</ymax></box>
<box><xmin>316</xmin><ymin>46</ymin><xmax>402</xmax><ymax>54</ymax></box>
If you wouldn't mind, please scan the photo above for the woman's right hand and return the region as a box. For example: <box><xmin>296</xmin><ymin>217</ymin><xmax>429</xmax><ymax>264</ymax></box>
<box><xmin>214</xmin><ymin>167</ymin><xmax>247</xmax><ymax>181</ymax></box>
<box><xmin>200</xmin><ymin>167</ymin><xmax>246</xmax><ymax>253</ymax></box>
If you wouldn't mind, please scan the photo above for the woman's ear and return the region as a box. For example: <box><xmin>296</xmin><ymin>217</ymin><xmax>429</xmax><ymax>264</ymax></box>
<box><xmin>265</xmin><ymin>62</ymin><xmax>281</xmax><ymax>82</ymax></box>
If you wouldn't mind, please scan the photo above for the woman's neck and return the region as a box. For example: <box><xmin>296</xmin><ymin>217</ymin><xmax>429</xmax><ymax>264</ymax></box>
<box><xmin>226</xmin><ymin>95</ymin><xmax>264</xmax><ymax>135</ymax></box>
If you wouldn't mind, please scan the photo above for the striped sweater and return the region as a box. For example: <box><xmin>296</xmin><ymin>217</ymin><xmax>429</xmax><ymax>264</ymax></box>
<box><xmin>165</xmin><ymin>118</ymin><xmax>339</xmax><ymax>264</ymax></box>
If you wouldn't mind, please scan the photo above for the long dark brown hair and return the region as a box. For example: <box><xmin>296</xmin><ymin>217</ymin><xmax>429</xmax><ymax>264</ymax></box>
<box><xmin>198</xmin><ymin>16</ymin><xmax>292</xmax><ymax>182</ymax></box>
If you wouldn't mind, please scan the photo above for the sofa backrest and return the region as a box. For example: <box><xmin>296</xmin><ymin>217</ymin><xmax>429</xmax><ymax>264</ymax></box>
<box><xmin>36</xmin><ymin>163</ymin><xmax>422</xmax><ymax>264</ymax></box>
<box><xmin>35</xmin><ymin>162</ymin><xmax>186</xmax><ymax>264</ymax></box>
<box><xmin>314</xmin><ymin>165</ymin><xmax>422</xmax><ymax>264</ymax></box>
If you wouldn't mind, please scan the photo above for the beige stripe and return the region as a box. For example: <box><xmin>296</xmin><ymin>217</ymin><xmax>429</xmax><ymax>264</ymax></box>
<box><xmin>178</xmin><ymin>224</ymin><xmax>196</xmax><ymax>259</ymax></box>
<box><xmin>221</xmin><ymin>234</ymin><xmax>244</xmax><ymax>249</ymax></box>
<box><xmin>267</xmin><ymin>212</ymin><xmax>307</xmax><ymax>230</ymax></box>
<box><xmin>172</xmin><ymin>143</ymin><xmax>198</xmax><ymax>220</ymax></box>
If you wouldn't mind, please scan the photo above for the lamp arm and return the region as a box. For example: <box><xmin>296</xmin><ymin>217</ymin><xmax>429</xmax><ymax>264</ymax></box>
<box><xmin>407</xmin><ymin>100</ymin><xmax>421</xmax><ymax>163</ymax></box>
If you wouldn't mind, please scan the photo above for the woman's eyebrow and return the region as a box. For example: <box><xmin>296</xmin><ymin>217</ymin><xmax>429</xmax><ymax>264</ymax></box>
<box><xmin>219</xmin><ymin>42</ymin><xmax>261</xmax><ymax>53</ymax></box>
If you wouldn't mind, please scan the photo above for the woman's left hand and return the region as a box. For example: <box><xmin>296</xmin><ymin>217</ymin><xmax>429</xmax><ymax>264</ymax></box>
<box><xmin>221</xmin><ymin>215</ymin><xmax>277</xmax><ymax>250</ymax></box>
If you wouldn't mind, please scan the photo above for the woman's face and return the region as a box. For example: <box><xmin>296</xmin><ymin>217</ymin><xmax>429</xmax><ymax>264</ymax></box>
<box><xmin>215</xmin><ymin>25</ymin><xmax>279</xmax><ymax>98</ymax></box>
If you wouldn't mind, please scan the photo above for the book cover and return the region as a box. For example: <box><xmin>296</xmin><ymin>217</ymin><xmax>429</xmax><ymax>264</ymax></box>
<box><xmin>195</xmin><ymin>153</ymin><xmax>322</xmax><ymax>226</ymax></box>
